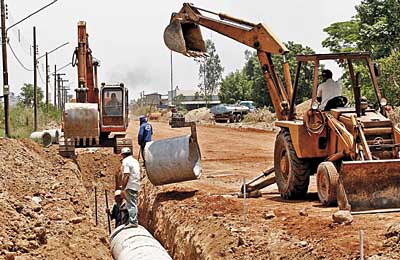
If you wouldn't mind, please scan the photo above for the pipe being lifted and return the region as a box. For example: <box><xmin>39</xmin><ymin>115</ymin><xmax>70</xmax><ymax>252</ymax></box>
<box><xmin>110</xmin><ymin>225</ymin><xmax>172</xmax><ymax>260</ymax></box>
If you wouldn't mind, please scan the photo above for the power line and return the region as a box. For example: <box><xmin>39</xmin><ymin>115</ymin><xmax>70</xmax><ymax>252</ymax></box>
<box><xmin>7</xmin><ymin>41</ymin><xmax>33</xmax><ymax>71</ymax></box>
<box><xmin>37</xmin><ymin>67</ymin><xmax>45</xmax><ymax>84</ymax></box>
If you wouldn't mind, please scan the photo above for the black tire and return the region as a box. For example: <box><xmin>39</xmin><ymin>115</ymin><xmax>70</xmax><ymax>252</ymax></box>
<box><xmin>229</xmin><ymin>114</ymin><xmax>236</xmax><ymax>123</ymax></box>
<box><xmin>236</xmin><ymin>114</ymin><xmax>242</xmax><ymax>122</ymax></box>
<box><xmin>274</xmin><ymin>129</ymin><xmax>310</xmax><ymax>199</ymax></box>
<box><xmin>317</xmin><ymin>162</ymin><xmax>339</xmax><ymax>206</ymax></box>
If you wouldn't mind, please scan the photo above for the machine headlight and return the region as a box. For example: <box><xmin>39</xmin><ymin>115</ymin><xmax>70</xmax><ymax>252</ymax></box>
<box><xmin>380</xmin><ymin>98</ymin><xmax>388</xmax><ymax>107</ymax></box>
<box><xmin>311</xmin><ymin>101</ymin><xmax>319</xmax><ymax>110</ymax></box>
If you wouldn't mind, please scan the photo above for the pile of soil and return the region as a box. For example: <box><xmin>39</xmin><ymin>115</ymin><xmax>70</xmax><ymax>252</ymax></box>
<box><xmin>0</xmin><ymin>139</ymin><xmax>111</xmax><ymax>260</ymax></box>
<box><xmin>388</xmin><ymin>106</ymin><xmax>400</xmax><ymax>126</ymax></box>
<box><xmin>185</xmin><ymin>107</ymin><xmax>214</xmax><ymax>123</ymax></box>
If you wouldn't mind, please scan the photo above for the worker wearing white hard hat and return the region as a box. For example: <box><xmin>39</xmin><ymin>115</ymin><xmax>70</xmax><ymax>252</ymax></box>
<box><xmin>120</xmin><ymin>147</ymin><xmax>141</xmax><ymax>228</ymax></box>
<box><xmin>106</xmin><ymin>189</ymin><xmax>128</xmax><ymax>228</ymax></box>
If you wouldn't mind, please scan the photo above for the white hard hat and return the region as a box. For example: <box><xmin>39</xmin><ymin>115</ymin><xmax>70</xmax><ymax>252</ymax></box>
<box><xmin>121</xmin><ymin>147</ymin><xmax>131</xmax><ymax>155</ymax></box>
<box><xmin>114</xmin><ymin>190</ymin><xmax>122</xmax><ymax>197</ymax></box>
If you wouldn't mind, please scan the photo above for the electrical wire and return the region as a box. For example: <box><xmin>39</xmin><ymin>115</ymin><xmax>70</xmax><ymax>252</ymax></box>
<box><xmin>37</xmin><ymin>68</ymin><xmax>45</xmax><ymax>84</ymax></box>
<box><xmin>7</xmin><ymin>42</ymin><xmax>33</xmax><ymax>72</ymax></box>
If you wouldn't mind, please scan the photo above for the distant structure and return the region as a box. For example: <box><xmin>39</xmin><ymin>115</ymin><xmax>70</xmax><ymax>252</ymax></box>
<box><xmin>168</xmin><ymin>89</ymin><xmax>220</xmax><ymax>110</ymax></box>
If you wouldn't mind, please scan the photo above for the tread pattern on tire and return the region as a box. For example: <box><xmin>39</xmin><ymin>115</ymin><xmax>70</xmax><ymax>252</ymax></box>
<box><xmin>317</xmin><ymin>162</ymin><xmax>339</xmax><ymax>206</ymax></box>
<box><xmin>274</xmin><ymin>129</ymin><xmax>310</xmax><ymax>199</ymax></box>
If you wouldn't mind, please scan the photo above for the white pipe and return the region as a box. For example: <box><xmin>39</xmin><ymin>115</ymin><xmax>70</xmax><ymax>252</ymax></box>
<box><xmin>30</xmin><ymin>129</ymin><xmax>61</xmax><ymax>147</ymax></box>
<box><xmin>110</xmin><ymin>225</ymin><xmax>172</xmax><ymax>260</ymax></box>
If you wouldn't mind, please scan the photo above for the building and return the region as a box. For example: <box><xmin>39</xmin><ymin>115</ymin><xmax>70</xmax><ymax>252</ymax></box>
<box><xmin>144</xmin><ymin>93</ymin><xmax>161</xmax><ymax>107</ymax></box>
<box><xmin>168</xmin><ymin>89</ymin><xmax>221</xmax><ymax>111</ymax></box>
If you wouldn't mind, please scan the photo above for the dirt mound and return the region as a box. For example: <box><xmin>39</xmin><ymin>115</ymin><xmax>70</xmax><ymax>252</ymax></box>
<box><xmin>388</xmin><ymin>106</ymin><xmax>400</xmax><ymax>126</ymax></box>
<box><xmin>295</xmin><ymin>99</ymin><xmax>312</xmax><ymax>118</ymax></box>
<box><xmin>243</xmin><ymin>107</ymin><xmax>276</xmax><ymax>123</ymax></box>
<box><xmin>185</xmin><ymin>107</ymin><xmax>213</xmax><ymax>123</ymax></box>
<box><xmin>0</xmin><ymin>138</ymin><xmax>111</xmax><ymax>259</ymax></box>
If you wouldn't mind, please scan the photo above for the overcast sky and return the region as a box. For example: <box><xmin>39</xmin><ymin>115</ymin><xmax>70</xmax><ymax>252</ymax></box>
<box><xmin>3</xmin><ymin>0</ymin><xmax>361</xmax><ymax>101</ymax></box>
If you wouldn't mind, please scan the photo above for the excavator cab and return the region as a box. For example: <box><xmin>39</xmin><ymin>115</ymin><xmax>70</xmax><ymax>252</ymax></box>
<box><xmin>100</xmin><ymin>83</ymin><xmax>129</xmax><ymax>133</ymax></box>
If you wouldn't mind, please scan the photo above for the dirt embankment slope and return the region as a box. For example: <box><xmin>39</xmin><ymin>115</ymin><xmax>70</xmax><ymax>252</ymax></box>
<box><xmin>0</xmin><ymin>138</ymin><xmax>111</xmax><ymax>260</ymax></box>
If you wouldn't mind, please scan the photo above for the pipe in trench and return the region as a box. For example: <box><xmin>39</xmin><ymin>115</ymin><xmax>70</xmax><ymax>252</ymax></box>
<box><xmin>110</xmin><ymin>225</ymin><xmax>172</xmax><ymax>260</ymax></box>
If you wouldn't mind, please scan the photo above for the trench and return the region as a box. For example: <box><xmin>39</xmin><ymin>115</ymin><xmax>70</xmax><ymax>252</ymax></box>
<box><xmin>74</xmin><ymin>149</ymin><xmax>212</xmax><ymax>260</ymax></box>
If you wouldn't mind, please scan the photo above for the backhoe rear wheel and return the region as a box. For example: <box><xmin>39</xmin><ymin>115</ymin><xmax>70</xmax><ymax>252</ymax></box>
<box><xmin>274</xmin><ymin>129</ymin><xmax>310</xmax><ymax>199</ymax></box>
<box><xmin>316</xmin><ymin>162</ymin><xmax>339</xmax><ymax>206</ymax></box>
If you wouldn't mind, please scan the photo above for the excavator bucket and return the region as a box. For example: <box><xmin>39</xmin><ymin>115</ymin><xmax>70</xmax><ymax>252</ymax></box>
<box><xmin>338</xmin><ymin>160</ymin><xmax>400</xmax><ymax>212</ymax></box>
<box><xmin>163</xmin><ymin>18</ymin><xmax>207</xmax><ymax>57</ymax></box>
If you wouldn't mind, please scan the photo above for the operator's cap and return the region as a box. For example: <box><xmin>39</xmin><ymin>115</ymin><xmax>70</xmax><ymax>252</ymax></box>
<box><xmin>114</xmin><ymin>190</ymin><xmax>122</xmax><ymax>197</ymax></box>
<box><xmin>121</xmin><ymin>147</ymin><xmax>131</xmax><ymax>155</ymax></box>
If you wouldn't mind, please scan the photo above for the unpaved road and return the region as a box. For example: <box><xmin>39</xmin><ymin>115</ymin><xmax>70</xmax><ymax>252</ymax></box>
<box><xmin>129</xmin><ymin>120</ymin><xmax>400</xmax><ymax>260</ymax></box>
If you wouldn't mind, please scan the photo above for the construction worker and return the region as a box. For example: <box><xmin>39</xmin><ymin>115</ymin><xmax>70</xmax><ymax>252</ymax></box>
<box><xmin>120</xmin><ymin>147</ymin><xmax>141</xmax><ymax>228</ymax></box>
<box><xmin>138</xmin><ymin>115</ymin><xmax>153</xmax><ymax>160</ymax></box>
<box><xmin>106</xmin><ymin>190</ymin><xmax>128</xmax><ymax>228</ymax></box>
<box><xmin>317</xmin><ymin>69</ymin><xmax>342</xmax><ymax>110</ymax></box>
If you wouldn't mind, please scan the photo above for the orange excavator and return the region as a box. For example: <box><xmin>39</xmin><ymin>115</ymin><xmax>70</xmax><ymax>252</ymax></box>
<box><xmin>59</xmin><ymin>21</ymin><xmax>132</xmax><ymax>157</ymax></box>
<box><xmin>164</xmin><ymin>3</ymin><xmax>400</xmax><ymax>212</ymax></box>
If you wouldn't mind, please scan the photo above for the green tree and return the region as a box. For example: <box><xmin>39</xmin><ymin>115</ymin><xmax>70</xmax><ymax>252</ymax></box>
<box><xmin>322</xmin><ymin>0</ymin><xmax>400</xmax><ymax>106</ymax></box>
<box><xmin>198</xmin><ymin>39</ymin><xmax>224</xmax><ymax>105</ymax></box>
<box><xmin>236</xmin><ymin>41</ymin><xmax>316</xmax><ymax>108</ymax></box>
<box><xmin>322</xmin><ymin>20</ymin><xmax>361</xmax><ymax>53</ymax></box>
<box><xmin>219</xmin><ymin>70</ymin><xmax>252</xmax><ymax>104</ymax></box>
<box><xmin>19</xmin><ymin>83</ymin><xmax>44</xmax><ymax>106</ymax></box>
<box><xmin>323</xmin><ymin>0</ymin><xmax>400</xmax><ymax>59</ymax></box>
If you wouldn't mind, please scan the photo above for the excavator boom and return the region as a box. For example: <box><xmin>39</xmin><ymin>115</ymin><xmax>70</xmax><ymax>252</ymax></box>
<box><xmin>164</xmin><ymin>3</ymin><xmax>292</xmax><ymax>120</ymax></box>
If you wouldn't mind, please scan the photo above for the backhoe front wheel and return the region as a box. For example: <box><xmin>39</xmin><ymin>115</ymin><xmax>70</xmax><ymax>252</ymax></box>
<box><xmin>274</xmin><ymin>130</ymin><xmax>310</xmax><ymax>199</ymax></box>
<box><xmin>316</xmin><ymin>162</ymin><xmax>339</xmax><ymax>206</ymax></box>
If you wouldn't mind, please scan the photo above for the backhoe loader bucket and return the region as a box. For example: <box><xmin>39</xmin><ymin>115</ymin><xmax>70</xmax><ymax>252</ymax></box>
<box><xmin>163</xmin><ymin>18</ymin><xmax>207</xmax><ymax>57</ymax></box>
<box><xmin>338</xmin><ymin>160</ymin><xmax>400</xmax><ymax>212</ymax></box>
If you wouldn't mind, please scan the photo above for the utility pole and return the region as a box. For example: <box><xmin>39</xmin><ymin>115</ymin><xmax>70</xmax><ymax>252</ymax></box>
<box><xmin>1</xmin><ymin>0</ymin><xmax>59</xmax><ymax>136</ymax></box>
<box><xmin>53</xmin><ymin>65</ymin><xmax>56</xmax><ymax>107</ymax></box>
<box><xmin>170</xmin><ymin>50</ymin><xmax>173</xmax><ymax>105</ymax></box>
<box><xmin>45</xmin><ymin>52</ymin><xmax>48</xmax><ymax>110</ymax></box>
<box><xmin>33</xmin><ymin>26</ymin><xmax>38</xmax><ymax>131</ymax></box>
<box><xmin>1</xmin><ymin>0</ymin><xmax>10</xmax><ymax>137</ymax></box>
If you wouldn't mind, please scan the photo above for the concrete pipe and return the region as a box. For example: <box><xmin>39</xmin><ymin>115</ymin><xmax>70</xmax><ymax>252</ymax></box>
<box><xmin>110</xmin><ymin>225</ymin><xmax>172</xmax><ymax>260</ymax></box>
<box><xmin>144</xmin><ymin>134</ymin><xmax>202</xmax><ymax>186</ymax></box>
<box><xmin>30</xmin><ymin>129</ymin><xmax>61</xmax><ymax>147</ymax></box>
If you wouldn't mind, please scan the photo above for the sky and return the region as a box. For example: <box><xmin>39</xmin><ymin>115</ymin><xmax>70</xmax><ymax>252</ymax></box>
<box><xmin>2</xmin><ymin>0</ymin><xmax>361</xmax><ymax>102</ymax></box>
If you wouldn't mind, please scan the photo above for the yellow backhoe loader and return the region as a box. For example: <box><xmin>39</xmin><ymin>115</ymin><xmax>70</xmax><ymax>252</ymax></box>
<box><xmin>164</xmin><ymin>3</ymin><xmax>400</xmax><ymax>212</ymax></box>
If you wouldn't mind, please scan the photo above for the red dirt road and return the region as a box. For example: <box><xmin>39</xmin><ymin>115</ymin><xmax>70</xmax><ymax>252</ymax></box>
<box><xmin>129</xmin><ymin>120</ymin><xmax>400</xmax><ymax>260</ymax></box>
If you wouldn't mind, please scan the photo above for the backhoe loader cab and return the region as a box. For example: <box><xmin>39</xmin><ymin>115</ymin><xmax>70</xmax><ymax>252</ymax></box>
<box><xmin>275</xmin><ymin>52</ymin><xmax>400</xmax><ymax>212</ymax></box>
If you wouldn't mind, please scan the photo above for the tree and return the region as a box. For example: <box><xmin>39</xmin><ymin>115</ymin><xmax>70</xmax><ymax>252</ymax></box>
<box><xmin>322</xmin><ymin>0</ymin><xmax>400</xmax><ymax>106</ymax></box>
<box><xmin>233</xmin><ymin>41</ymin><xmax>316</xmax><ymax>108</ymax></box>
<box><xmin>322</xmin><ymin>20</ymin><xmax>361</xmax><ymax>53</ymax></box>
<box><xmin>323</xmin><ymin>0</ymin><xmax>400</xmax><ymax>59</ymax></box>
<box><xmin>219</xmin><ymin>70</ymin><xmax>252</xmax><ymax>104</ymax></box>
<box><xmin>19</xmin><ymin>83</ymin><xmax>44</xmax><ymax>107</ymax></box>
<box><xmin>198</xmin><ymin>39</ymin><xmax>224</xmax><ymax>105</ymax></box>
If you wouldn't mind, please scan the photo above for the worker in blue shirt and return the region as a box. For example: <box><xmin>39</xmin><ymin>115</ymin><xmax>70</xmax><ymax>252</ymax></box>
<box><xmin>138</xmin><ymin>115</ymin><xmax>153</xmax><ymax>160</ymax></box>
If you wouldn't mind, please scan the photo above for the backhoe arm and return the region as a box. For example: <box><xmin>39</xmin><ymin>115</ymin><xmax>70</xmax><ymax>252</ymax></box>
<box><xmin>164</xmin><ymin>3</ymin><xmax>292</xmax><ymax>120</ymax></box>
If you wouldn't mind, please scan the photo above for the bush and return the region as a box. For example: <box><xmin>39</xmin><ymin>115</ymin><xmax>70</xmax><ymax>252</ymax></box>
<box><xmin>388</xmin><ymin>106</ymin><xmax>400</xmax><ymax>126</ymax></box>
<box><xmin>242</xmin><ymin>107</ymin><xmax>276</xmax><ymax>123</ymax></box>
<box><xmin>0</xmin><ymin>103</ymin><xmax>61</xmax><ymax>138</ymax></box>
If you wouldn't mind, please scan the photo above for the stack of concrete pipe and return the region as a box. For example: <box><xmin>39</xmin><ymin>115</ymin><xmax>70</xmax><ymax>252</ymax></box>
<box><xmin>30</xmin><ymin>129</ymin><xmax>61</xmax><ymax>147</ymax></box>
